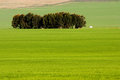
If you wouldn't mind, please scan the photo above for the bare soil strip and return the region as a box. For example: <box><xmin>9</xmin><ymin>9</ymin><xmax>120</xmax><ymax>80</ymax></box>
<box><xmin>0</xmin><ymin>0</ymin><xmax>70</xmax><ymax>9</ymax></box>
<box><xmin>0</xmin><ymin>0</ymin><xmax>119</xmax><ymax>9</ymax></box>
<box><xmin>71</xmin><ymin>0</ymin><xmax>119</xmax><ymax>1</ymax></box>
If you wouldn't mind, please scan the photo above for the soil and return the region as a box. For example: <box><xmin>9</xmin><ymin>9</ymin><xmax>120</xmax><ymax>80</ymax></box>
<box><xmin>0</xmin><ymin>0</ymin><xmax>70</xmax><ymax>9</ymax></box>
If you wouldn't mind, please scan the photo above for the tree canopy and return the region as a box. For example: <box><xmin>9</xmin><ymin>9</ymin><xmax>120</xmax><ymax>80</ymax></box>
<box><xmin>12</xmin><ymin>12</ymin><xmax>86</xmax><ymax>29</ymax></box>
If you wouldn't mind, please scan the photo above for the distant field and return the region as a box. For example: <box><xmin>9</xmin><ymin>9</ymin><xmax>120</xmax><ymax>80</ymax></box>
<box><xmin>0</xmin><ymin>2</ymin><xmax>120</xmax><ymax>28</ymax></box>
<box><xmin>0</xmin><ymin>0</ymin><xmax>69</xmax><ymax>9</ymax></box>
<box><xmin>0</xmin><ymin>1</ymin><xmax>120</xmax><ymax>80</ymax></box>
<box><xmin>0</xmin><ymin>0</ymin><xmax>119</xmax><ymax>9</ymax></box>
<box><xmin>0</xmin><ymin>28</ymin><xmax>120</xmax><ymax>80</ymax></box>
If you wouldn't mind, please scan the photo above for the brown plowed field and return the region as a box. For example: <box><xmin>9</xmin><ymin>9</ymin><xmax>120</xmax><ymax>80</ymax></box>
<box><xmin>0</xmin><ymin>0</ymin><xmax>70</xmax><ymax>8</ymax></box>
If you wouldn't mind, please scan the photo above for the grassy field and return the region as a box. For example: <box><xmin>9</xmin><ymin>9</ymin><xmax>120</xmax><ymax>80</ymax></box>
<box><xmin>0</xmin><ymin>1</ymin><xmax>120</xmax><ymax>80</ymax></box>
<box><xmin>0</xmin><ymin>2</ymin><xmax>120</xmax><ymax>28</ymax></box>
<box><xmin>0</xmin><ymin>28</ymin><xmax>120</xmax><ymax>80</ymax></box>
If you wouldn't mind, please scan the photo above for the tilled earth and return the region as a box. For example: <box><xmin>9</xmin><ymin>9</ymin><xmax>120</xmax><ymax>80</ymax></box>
<box><xmin>0</xmin><ymin>0</ymin><xmax>70</xmax><ymax>8</ymax></box>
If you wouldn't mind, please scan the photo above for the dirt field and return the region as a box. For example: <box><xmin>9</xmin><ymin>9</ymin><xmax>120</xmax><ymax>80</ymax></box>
<box><xmin>72</xmin><ymin>0</ymin><xmax>119</xmax><ymax>1</ymax></box>
<box><xmin>0</xmin><ymin>0</ymin><xmax>70</xmax><ymax>8</ymax></box>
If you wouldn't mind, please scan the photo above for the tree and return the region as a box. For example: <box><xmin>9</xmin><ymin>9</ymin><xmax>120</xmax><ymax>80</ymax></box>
<box><xmin>75</xmin><ymin>15</ymin><xmax>86</xmax><ymax>28</ymax></box>
<box><xmin>32</xmin><ymin>15</ymin><xmax>42</xmax><ymax>29</ymax></box>
<box><xmin>24</xmin><ymin>13</ymin><xmax>34</xmax><ymax>29</ymax></box>
<box><xmin>42</xmin><ymin>13</ymin><xmax>56</xmax><ymax>28</ymax></box>
<box><xmin>42</xmin><ymin>14</ymin><xmax>48</xmax><ymax>28</ymax></box>
<box><xmin>12</xmin><ymin>14</ymin><xmax>20</xmax><ymax>28</ymax></box>
<box><xmin>59</xmin><ymin>12</ymin><xmax>72</xmax><ymax>28</ymax></box>
<box><xmin>12</xmin><ymin>12</ymin><xmax>86</xmax><ymax>29</ymax></box>
<box><xmin>71</xmin><ymin>14</ymin><xmax>77</xmax><ymax>28</ymax></box>
<box><xmin>54</xmin><ymin>12</ymin><xmax>63</xmax><ymax>28</ymax></box>
<box><xmin>19</xmin><ymin>14</ymin><xmax>27</xmax><ymax>29</ymax></box>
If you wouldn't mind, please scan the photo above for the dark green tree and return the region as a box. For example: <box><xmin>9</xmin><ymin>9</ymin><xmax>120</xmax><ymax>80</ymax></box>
<box><xmin>75</xmin><ymin>15</ymin><xmax>86</xmax><ymax>28</ymax></box>
<box><xmin>19</xmin><ymin>14</ymin><xmax>27</xmax><ymax>29</ymax></box>
<box><xmin>42</xmin><ymin>14</ymin><xmax>47</xmax><ymax>28</ymax></box>
<box><xmin>43</xmin><ymin>13</ymin><xmax>56</xmax><ymax>28</ymax></box>
<box><xmin>12</xmin><ymin>12</ymin><xmax>86</xmax><ymax>29</ymax></box>
<box><xmin>32</xmin><ymin>15</ymin><xmax>42</xmax><ymax>29</ymax></box>
<box><xmin>54</xmin><ymin>12</ymin><xmax>63</xmax><ymax>28</ymax></box>
<box><xmin>24</xmin><ymin>13</ymin><xmax>34</xmax><ymax>29</ymax></box>
<box><xmin>59</xmin><ymin>12</ymin><xmax>72</xmax><ymax>28</ymax></box>
<box><xmin>12</xmin><ymin>14</ymin><xmax>20</xmax><ymax>28</ymax></box>
<box><xmin>71</xmin><ymin>14</ymin><xmax>77</xmax><ymax>28</ymax></box>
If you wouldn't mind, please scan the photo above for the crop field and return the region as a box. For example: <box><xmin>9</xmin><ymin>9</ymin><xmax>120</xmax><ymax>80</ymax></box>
<box><xmin>0</xmin><ymin>2</ymin><xmax>120</xmax><ymax>28</ymax></box>
<box><xmin>0</xmin><ymin>28</ymin><xmax>120</xmax><ymax>80</ymax></box>
<box><xmin>0</xmin><ymin>1</ymin><xmax>120</xmax><ymax>80</ymax></box>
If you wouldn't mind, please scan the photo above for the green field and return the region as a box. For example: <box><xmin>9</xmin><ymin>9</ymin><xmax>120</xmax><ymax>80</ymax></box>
<box><xmin>0</xmin><ymin>2</ymin><xmax>120</xmax><ymax>28</ymax></box>
<box><xmin>0</xmin><ymin>28</ymin><xmax>120</xmax><ymax>80</ymax></box>
<box><xmin>0</xmin><ymin>1</ymin><xmax>120</xmax><ymax>80</ymax></box>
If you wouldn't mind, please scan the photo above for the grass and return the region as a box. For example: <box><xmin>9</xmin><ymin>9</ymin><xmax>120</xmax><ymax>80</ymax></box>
<box><xmin>0</xmin><ymin>1</ymin><xmax>120</xmax><ymax>80</ymax></box>
<box><xmin>0</xmin><ymin>28</ymin><xmax>120</xmax><ymax>80</ymax></box>
<box><xmin>0</xmin><ymin>2</ymin><xmax>120</xmax><ymax>28</ymax></box>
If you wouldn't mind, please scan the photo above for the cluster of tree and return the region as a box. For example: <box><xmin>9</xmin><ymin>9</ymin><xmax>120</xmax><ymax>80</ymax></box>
<box><xmin>12</xmin><ymin>12</ymin><xmax>86</xmax><ymax>29</ymax></box>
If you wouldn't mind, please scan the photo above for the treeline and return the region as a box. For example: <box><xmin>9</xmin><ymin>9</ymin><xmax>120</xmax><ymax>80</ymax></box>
<box><xmin>12</xmin><ymin>12</ymin><xmax>86</xmax><ymax>29</ymax></box>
